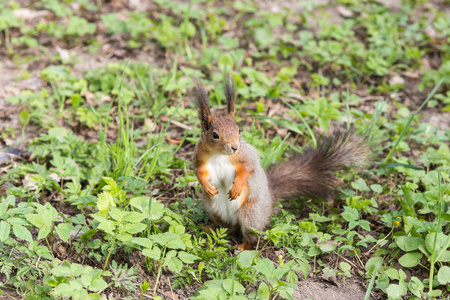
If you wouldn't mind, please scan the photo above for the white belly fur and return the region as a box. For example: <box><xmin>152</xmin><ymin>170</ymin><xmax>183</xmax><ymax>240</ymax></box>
<box><xmin>207</xmin><ymin>154</ymin><xmax>242</xmax><ymax>227</ymax></box>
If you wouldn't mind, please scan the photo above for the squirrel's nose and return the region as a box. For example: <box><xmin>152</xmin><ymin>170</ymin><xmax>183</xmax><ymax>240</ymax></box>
<box><xmin>231</xmin><ymin>145</ymin><xmax>239</xmax><ymax>152</ymax></box>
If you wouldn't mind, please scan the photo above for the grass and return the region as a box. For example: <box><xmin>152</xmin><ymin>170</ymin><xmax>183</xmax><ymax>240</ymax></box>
<box><xmin>0</xmin><ymin>0</ymin><xmax>450</xmax><ymax>299</ymax></box>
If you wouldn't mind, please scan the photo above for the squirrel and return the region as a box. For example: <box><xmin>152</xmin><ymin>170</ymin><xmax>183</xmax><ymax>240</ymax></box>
<box><xmin>192</xmin><ymin>76</ymin><xmax>370</xmax><ymax>251</ymax></box>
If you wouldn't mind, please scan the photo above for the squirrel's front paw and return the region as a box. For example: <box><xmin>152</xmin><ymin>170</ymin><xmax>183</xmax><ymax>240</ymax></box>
<box><xmin>204</xmin><ymin>184</ymin><xmax>218</xmax><ymax>197</ymax></box>
<box><xmin>228</xmin><ymin>184</ymin><xmax>242</xmax><ymax>200</ymax></box>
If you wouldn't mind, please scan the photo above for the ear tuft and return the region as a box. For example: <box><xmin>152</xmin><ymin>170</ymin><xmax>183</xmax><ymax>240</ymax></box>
<box><xmin>224</xmin><ymin>74</ymin><xmax>236</xmax><ymax>117</ymax></box>
<box><xmin>192</xmin><ymin>78</ymin><xmax>212</xmax><ymax>132</ymax></box>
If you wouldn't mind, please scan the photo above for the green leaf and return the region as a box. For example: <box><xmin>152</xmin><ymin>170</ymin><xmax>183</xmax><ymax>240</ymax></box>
<box><xmin>425</xmin><ymin>232</ymin><xmax>449</xmax><ymax>254</ymax></box>
<box><xmin>121</xmin><ymin>223</ymin><xmax>146</xmax><ymax>234</ymax></box>
<box><xmin>180</xmin><ymin>21</ymin><xmax>196</xmax><ymax>37</ymax></box>
<box><xmin>400</xmin><ymin>186</ymin><xmax>417</xmax><ymax>218</ymax></box>
<box><xmin>116</xmin><ymin>232</ymin><xmax>132</xmax><ymax>242</ymax></box>
<box><xmin>370</xmin><ymin>184</ymin><xmax>383</xmax><ymax>193</ymax></box>
<box><xmin>56</xmin><ymin>223</ymin><xmax>75</xmax><ymax>242</ymax></box>
<box><xmin>436</xmin><ymin>250</ymin><xmax>450</xmax><ymax>262</ymax></box>
<box><xmin>0</xmin><ymin>221</ymin><xmax>11</xmax><ymax>241</ymax></box>
<box><xmin>53</xmin><ymin>283</ymin><xmax>74</xmax><ymax>296</ymax></box>
<box><xmin>80</xmin><ymin>229</ymin><xmax>97</xmax><ymax>244</ymax></box>
<box><xmin>87</xmin><ymin>294</ymin><xmax>101</xmax><ymax>300</ymax></box>
<box><xmin>97</xmin><ymin>192</ymin><xmax>115</xmax><ymax>213</ymax></box>
<box><xmin>8</xmin><ymin>217</ymin><xmax>30</xmax><ymax>226</ymax></box>
<box><xmin>365</xmin><ymin>257</ymin><xmax>383</xmax><ymax>276</ymax></box>
<box><xmin>36</xmin><ymin>245</ymin><xmax>53</xmax><ymax>259</ymax></box>
<box><xmin>408</xmin><ymin>276</ymin><xmax>424</xmax><ymax>298</ymax></box>
<box><xmin>257</xmin><ymin>282</ymin><xmax>270</xmax><ymax>299</ymax></box>
<box><xmin>217</xmin><ymin>53</ymin><xmax>234</xmax><ymax>71</ymax></box>
<box><xmin>0</xmin><ymin>202</ymin><xmax>7</xmax><ymax>216</ymax></box>
<box><xmin>254</xmin><ymin>258</ymin><xmax>274</xmax><ymax>279</ymax></box>
<box><xmin>130</xmin><ymin>237</ymin><xmax>153</xmax><ymax>249</ymax></box>
<box><xmin>38</xmin><ymin>225</ymin><xmax>51</xmax><ymax>240</ymax></box>
<box><xmin>384</xmin><ymin>268</ymin><xmax>399</xmax><ymax>280</ymax></box>
<box><xmin>97</xmin><ymin>219</ymin><xmax>116</xmax><ymax>235</ymax></box>
<box><xmin>396</xmin><ymin>236</ymin><xmax>424</xmax><ymax>252</ymax></box>
<box><xmin>398</xmin><ymin>252</ymin><xmax>422</xmax><ymax>268</ymax></box>
<box><xmin>318</xmin><ymin>243</ymin><xmax>337</xmax><ymax>252</ymax></box>
<box><xmin>54</xmin><ymin>281</ymin><xmax>86</xmax><ymax>299</ymax></box>
<box><xmin>386</xmin><ymin>283</ymin><xmax>407</xmax><ymax>299</ymax></box>
<box><xmin>19</xmin><ymin>109</ymin><xmax>30</xmax><ymax>126</ymax></box>
<box><xmin>178</xmin><ymin>251</ymin><xmax>200</xmax><ymax>264</ymax></box>
<box><xmin>165</xmin><ymin>256</ymin><xmax>183</xmax><ymax>273</ymax></box>
<box><xmin>340</xmin><ymin>262</ymin><xmax>351</xmax><ymax>273</ymax></box>
<box><xmin>341</xmin><ymin>206</ymin><xmax>359</xmax><ymax>222</ymax></box>
<box><xmin>437</xmin><ymin>266</ymin><xmax>450</xmax><ymax>285</ymax></box>
<box><xmin>142</xmin><ymin>247</ymin><xmax>161</xmax><ymax>260</ymax></box>
<box><xmin>237</xmin><ymin>250</ymin><xmax>258</xmax><ymax>269</ymax></box>
<box><xmin>12</xmin><ymin>224</ymin><xmax>32</xmax><ymax>242</ymax></box>
<box><xmin>428</xmin><ymin>289</ymin><xmax>442</xmax><ymax>297</ymax></box>
<box><xmin>318</xmin><ymin>118</ymin><xmax>330</xmax><ymax>132</ymax></box>
<box><xmin>25</xmin><ymin>214</ymin><xmax>45</xmax><ymax>228</ymax></box>
<box><xmin>17</xmin><ymin>265</ymin><xmax>32</xmax><ymax>278</ymax></box>
<box><xmin>254</xmin><ymin>27</ymin><xmax>276</xmax><ymax>47</ymax></box>
<box><xmin>52</xmin><ymin>263</ymin><xmax>85</xmax><ymax>277</ymax></box>
<box><xmin>84</xmin><ymin>273</ymin><xmax>108</xmax><ymax>292</ymax></box>
<box><xmin>130</xmin><ymin>197</ymin><xmax>164</xmax><ymax>221</ymax></box>
<box><xmin>150</xmin><ymin>232</ymin><xmax>185</xmax><ymax>250</ymax></box>
<box><xmin>222</xmin><ymin>278</ymin><xmax>245</xmax><ymax>294</ymax></box>
<box><xmin>358</xmin><ymin>220</ymin><xmax>371</xmax><ymax>231</ymax></box>
<box><xmin>108</xmin><ymin>206</ymin><xmax>126</xmax><ymax>221</ymax></box>
<box><xmin>123</xmin><ymin>212</ymin><xmax>146</xmax><ymax>223</ymax></box>
<box><xmin>129</xmin><ymin>196</ymin><xmax>147</xmax><ymax>210</ymax></box>
<box><xmin>351</xmin><ymin>178</ymin><xmax>370</xmax><ymax>191</ymax></box>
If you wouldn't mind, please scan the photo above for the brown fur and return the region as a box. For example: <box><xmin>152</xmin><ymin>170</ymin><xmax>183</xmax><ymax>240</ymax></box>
<box><xmin>194</xmin><ymin>141</ymin><xmax>217</xmax><ymax>198</ymax></box>
<box><xmin>192</xmin><ymin>78</ymin><xmax>212</xmax><ymax>132</ymax></box>
<box><xmin>224</xmin><ymin>74</ymin><xmax>236</xmax><ymax>116</ymax></box>
<box><xmin>211</xmin><ymin>211</ymin><xmax>233</xmax><ymax>228</ymax></box>
<box><xmin>267</xmin><ymin>129</ymin><xmax>370</xmax><ymax>201</ymax></box>
<box><xmin>238</xmin><ymin>185</ymin><xmax>250</xmax><ymax>209</ymax></box>
<box><xmin>192</xmin><ymin>77</ymin><xmax>371</xmax><ymax>251</ymax></box>
<box><xmin>228</xmin><ymin>154</ymin><xmax>253</xmax><ymax>200</ymax></box>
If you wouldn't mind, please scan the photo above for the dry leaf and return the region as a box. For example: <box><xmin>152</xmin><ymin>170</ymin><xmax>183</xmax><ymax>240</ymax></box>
<box><xmin>166</xmin><ymin>135</ymin><xmax>182</xmax><ymax>144</ymax></box>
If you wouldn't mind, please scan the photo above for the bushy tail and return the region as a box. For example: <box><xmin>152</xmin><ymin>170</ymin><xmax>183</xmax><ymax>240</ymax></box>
<box><xmin>267</xmin><ymin>130</ymin><xmax>370</xmax><ymax>201</ymax></box>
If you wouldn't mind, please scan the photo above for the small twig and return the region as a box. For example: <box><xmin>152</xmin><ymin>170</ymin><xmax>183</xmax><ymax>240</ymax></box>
<box><xmin>167</xmin><ymin>277</ymin><xmax>175</xmax><ymax>300</ymax></box>
<box><xmin>0</xmin><ymin>152</ymin><xmax>25</xmax><ymax>161</ymax></box>
<box><xmin>153</xmin><ymin>186</ymin><xmax>177</xmax><ymax>199</ymax></box>
<box><xmin>333</xmin><ymin>251</ymin><xmax>364</xmax><ymax>271</ymax></box>
<box><xmin>35</xmin><ymin>256</ymin><xmax>41</xmax><ymax>269</ymax></box>
<box><xmin>170</xmin><ymin>119</ymin><xmax>191</xmax><ymax>130</ymax></box>
<box><xmin>272</xmin><ymin>291</ymin><xmax>280</xmax><ymax>300</ymax></box>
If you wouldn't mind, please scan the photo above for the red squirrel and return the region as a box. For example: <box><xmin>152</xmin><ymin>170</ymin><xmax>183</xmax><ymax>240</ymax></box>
<box><xmin>192</xmin><ymin>76</ymin><xmax>370</xmax><ymax>250</ymax></box>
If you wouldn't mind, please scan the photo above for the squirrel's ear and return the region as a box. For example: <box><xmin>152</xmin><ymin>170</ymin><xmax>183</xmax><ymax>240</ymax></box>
<box><xmin>224</xmin><ymin>74</ymin><xmax>236</xmax><ymax>117</ymax></box>
<box><xmin>192</xmin><ymin>78</ymin><xmax>212</xmax><ymax>132</ymax></box>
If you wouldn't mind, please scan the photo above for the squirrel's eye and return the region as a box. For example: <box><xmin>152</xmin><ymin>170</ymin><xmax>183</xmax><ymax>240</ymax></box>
<box><xmin>212</xmin><ymin>132</ymin><xmax>219</xmax><ymax>139</ymax></box>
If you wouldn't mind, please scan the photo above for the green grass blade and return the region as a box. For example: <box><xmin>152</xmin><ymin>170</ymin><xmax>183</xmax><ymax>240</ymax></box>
<box><xmin>383</xmin><ymin>78</ymin><xmax>443</xmax><ymax>164</ymax></box>
<box><xmin>364</xmin><ymin>265</ymin><xmax>378</xmax><ymax>300</ymax></box>
<box><xmin>283</xmin><ymin>101</ymin><xmax>316</xmax><ymax>147</ymax></box>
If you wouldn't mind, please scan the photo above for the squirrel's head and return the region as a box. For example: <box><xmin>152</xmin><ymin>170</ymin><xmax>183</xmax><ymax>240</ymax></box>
<box><xmin>192</xmin><ymin>76</ymin><xmax>240</xmax><ymax>156</ymax></box>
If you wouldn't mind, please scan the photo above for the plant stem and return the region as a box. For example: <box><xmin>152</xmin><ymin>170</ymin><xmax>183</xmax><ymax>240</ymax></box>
<box><xmin>153</xmin><ymin>247</ymin><xmax>167</xmax><ymax>298</ymax></box>
<box><xmin>364</xmin><ymin>265</ymin><xmax>379</xmax><ymax>300</ymax></box>
<box><xmin>103</xmin><ymin>234</ymin><xmax>116</xmax><ymax>273</ymax></box>
<box><xmin>383</xmin><ymin>79</ymin><xmax>442</xmax><ymax>164</ymax></box>
<box><xmin>74</xmin><ymin>241</ymin><xmax>89</xmax><ymax>262</ymax></box>
<box><xmin>429</xmin><ymin>171</ymin><xmax>443</xmax><ymax>293</ymax></box>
